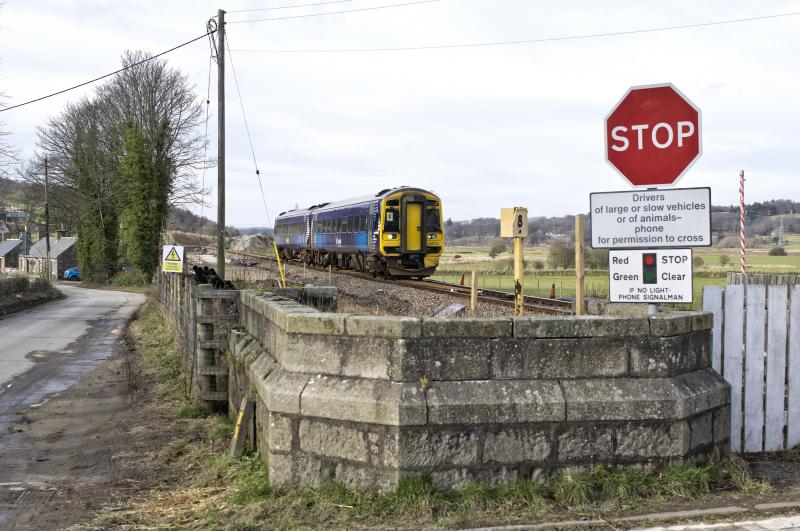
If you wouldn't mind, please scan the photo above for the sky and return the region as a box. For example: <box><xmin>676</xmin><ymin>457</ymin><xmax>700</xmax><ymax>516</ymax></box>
<box><xmin>0</xmin><ymin>0</ymin><xmax>798</xmax><ymax>227</ymax></box>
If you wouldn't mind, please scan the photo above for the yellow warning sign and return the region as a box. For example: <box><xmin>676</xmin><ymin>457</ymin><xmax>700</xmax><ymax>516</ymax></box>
<box><xmin>164</xmin><ymin>247</ymin><xmax>181</xmax><ymax>261</ymax></box>
<box><xmin>161</xmin><ymin>245</ymin><xmax>184</xmax><ymax>273</ymax></box>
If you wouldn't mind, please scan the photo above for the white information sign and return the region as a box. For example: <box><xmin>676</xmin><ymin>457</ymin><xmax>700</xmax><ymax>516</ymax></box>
<box><xmin>590</xmin><ymin>187</ymin><xmax>711</xmax><ymax>249</ymax></box>
<box><xmin>161</xmin><ymin>245</ymin><xmax>185</xmax><ymax>273</ymax></box>
<box><xmin>609</xmin><ymin>249</ymin><xmax>693</xmax><ymax>303</ymax></box>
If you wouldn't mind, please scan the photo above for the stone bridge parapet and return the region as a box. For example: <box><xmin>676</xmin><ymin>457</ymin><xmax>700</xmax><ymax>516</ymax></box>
<box><xmin>228</xmin><ymin>289</ymin><xmax>729</xmax><ymax>492</ymax></box>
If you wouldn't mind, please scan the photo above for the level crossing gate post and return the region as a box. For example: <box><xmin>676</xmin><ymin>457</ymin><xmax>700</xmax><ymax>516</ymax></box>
<box><xmin>513</xmin><ymin>236</ymin><xmax>524</xmax><ymax>315</ymax></box>
<box><xmin>575</xmin><ymin>214</ymin><xmax>585</xmax><ymax>315</ymax></box>
<box><xmin>470</xmin><ymin>270</ymin><xmax>477</xmax><ymax>316</ymax></box>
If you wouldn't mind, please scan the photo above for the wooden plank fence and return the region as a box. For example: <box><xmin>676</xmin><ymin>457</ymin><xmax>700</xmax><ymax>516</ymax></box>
<box><xmin>703</xmin><ymin>283</ymin><xmax>800</xmax><ymax>453</ymax></box>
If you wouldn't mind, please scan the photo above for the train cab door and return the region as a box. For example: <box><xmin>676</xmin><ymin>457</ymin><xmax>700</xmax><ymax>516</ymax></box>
<box><xmin>405</xmin><ymin>202</ymin><xmax>423</xmax><ymax>252</ymax></box>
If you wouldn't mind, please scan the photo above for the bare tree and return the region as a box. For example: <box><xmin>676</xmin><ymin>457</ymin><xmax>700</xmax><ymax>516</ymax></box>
<box><xmin>95</xmin><ymin>50</ymin><xmax>209</xmax><ymax>206</ymax></box>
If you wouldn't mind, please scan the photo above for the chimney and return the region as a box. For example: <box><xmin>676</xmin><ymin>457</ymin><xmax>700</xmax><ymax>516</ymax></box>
<box><xmin>56</xmin><ymin>230</ymin><xmax>67</xmax><ymax>240</ymax></box>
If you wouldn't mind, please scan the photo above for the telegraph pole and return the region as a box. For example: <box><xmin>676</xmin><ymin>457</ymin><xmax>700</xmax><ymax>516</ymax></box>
<box><xmin>216</xmin><ymin>8</ymin><xmax>226</xmax><ymax>280</ymax></box>
<box><xmin>44</xmin><ymin>156</ymin><xmax>51</xmax><ymax>284</ymax></box>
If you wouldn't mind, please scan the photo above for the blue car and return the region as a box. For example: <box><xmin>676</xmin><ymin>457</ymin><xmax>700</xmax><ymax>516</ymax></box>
<box><xmin>64</xmin><ymin>267</ymin><xmax>81</xmax><ymax>281</ymax></box>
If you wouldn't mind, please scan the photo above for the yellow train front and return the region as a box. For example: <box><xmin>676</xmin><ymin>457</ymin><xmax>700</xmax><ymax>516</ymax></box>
<box><xmin>274</xmin><ymin>186</ymin><xmax>444</xmax><ymax>279</ymax></box>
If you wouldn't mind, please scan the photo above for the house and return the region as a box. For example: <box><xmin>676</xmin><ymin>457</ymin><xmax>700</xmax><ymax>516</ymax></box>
<box><xmin>0</xmin><ymin>238</ymin><xmax>23</xmax><ymax>273</ymax></box>
<box><xmin>18</xmin><ymin>231</ymin><xmax>78</xmax><ymax>279</ymax></box>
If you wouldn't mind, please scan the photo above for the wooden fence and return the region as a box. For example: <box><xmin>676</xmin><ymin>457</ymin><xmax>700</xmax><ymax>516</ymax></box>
<box><xmin>158</xmin><ymin>272</ymin><xmax>238</xmax><ymax>410</ymax></box>
<box><xmin>703</xmin><ymin>283</ymin><xmax>800</xmax><ymax>453</ymax></box>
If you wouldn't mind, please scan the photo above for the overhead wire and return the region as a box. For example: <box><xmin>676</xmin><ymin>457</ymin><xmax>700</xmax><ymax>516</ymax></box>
<box><xmin>228</xmin><ymin>10</ymin><xmax>800</xmax><ymax>52</ymax></box>
<box><xmin>227</xmin><ymin>0</ymin><xmax>359</xmax><ymax>14</ymax></box>
<box><xmin>226</xmin><ymin>0</ymin><xmax>439</xmax><ymax>24</ymax></box>
<box><xmin>0</xmin><ymin>30</ymin><xmax>216</xmax><ymax>113</ymax></box>
<box><xmin>225</xmin><ymin>31</ymin><xmax>273</xmax><ymax>229</ymax></box>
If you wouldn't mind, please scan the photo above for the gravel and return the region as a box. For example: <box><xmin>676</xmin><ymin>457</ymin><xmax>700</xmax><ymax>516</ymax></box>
<box><xmin>219</xmin><ymin>258</ymin><xmax>516</xmax><ymax>317</ymax></box>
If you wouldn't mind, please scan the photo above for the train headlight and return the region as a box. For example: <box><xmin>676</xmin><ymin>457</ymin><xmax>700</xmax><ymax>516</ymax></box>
<box><xmin>427</xmin><ymin>233</ymin><xmax>439</xmax><ymax>240</ymax></box>
<box><xmin>386</xmin><ymin>233</ymin><xmax>397</xmax><ymax>240</ymax></box>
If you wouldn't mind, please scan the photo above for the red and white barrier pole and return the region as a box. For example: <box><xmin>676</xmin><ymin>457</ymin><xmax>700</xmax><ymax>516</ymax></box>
<box><xmin>739</xmin><ymin>170</ymin><xmax>746</xmax><ymax>274</ymax></box>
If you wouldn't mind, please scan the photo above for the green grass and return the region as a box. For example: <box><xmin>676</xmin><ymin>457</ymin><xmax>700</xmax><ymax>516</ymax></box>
<box><xmin>437</xmin><ymin>243</ymin><xmax>799</xmax><ymax>309</ymax></box>
<box><xmin>182</xmin><ymin>458</ymin><xmax>739</xmax><ymax>529</ymax></box>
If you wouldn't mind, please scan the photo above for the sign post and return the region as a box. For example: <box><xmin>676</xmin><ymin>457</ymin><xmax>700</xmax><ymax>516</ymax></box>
<box><xmin>501</xmin><ymin>207</ymin><xmax>528</xmax><ymax>315</ymax></box>
<box><xmin>605</xmin><ymin>83</ymin><xmax>701</xmax><ymax>187</ymax></box>
<box><xmin>590</xmin><ymin>188</ymin><xmax>711</xmax><ymax>249</ymax></box>
<box><xmin>609</xmin><ymin>249</ymin><xmax>693</xmax><ymax>304</ymax></box>
<box><xmin>594</xmin><ymin>83</ymin><xmax>706</xmax><ymax>313</ymax></box>
<box><xmin>575</xmin><ymin>215</ymin><xmax>585</xmax><ymax>315</ymax></box>
<box><xmin>162</xmin><ymin>245</ymin><xmax>185</xmax><ymax>273</ymax></box>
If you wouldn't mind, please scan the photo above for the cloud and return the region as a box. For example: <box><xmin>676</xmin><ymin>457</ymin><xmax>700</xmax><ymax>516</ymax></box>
<box><xmin>1</xmin><ymin>0</ymin><xmax>798</xmax><ymax>226</ymax></box>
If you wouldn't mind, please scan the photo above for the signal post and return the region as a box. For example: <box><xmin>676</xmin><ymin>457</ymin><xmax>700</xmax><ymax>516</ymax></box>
<box><xmin>501</xmin><ymin>207</ymin><xmax>528</xmax><ymax>315</ymax></box>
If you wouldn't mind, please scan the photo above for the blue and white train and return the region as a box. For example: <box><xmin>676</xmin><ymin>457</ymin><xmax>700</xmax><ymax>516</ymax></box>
<box><xmin>274</xmin><ymin>186</ymin><xmax>444</xmax><ymax>278</ymax></box>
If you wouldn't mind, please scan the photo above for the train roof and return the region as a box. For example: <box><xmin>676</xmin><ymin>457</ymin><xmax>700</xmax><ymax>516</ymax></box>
<box><xmin>276</xmin><ymin>186</ymin><xmax>437</xmax><ymax>219</ymax></box>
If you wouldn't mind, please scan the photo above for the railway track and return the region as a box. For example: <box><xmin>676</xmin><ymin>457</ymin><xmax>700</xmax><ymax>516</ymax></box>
<box><xmin>223</xmin><ymin>250</ymin><xmax>574</xmax><ymax>315</ymax></box>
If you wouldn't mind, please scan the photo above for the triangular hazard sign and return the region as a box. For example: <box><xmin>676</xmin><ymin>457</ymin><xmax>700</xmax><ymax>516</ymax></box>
<box><xmin>164</xmin><ymin>247</ymin><xmax>181</xmax><ymax>262</ymax></box>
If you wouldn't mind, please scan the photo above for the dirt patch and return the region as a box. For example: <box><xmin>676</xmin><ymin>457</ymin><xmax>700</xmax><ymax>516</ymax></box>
<box><xmin>0</xmin><ymin>304</ymin><xmax>216</xmax><ymax>530</ymax></box>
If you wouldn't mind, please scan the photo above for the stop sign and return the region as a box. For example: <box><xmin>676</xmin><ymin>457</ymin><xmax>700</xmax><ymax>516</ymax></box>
<box><xmin>605</xmin><ymin>83</ymin><xmax>701</xmax><ymax>187</ymax></box>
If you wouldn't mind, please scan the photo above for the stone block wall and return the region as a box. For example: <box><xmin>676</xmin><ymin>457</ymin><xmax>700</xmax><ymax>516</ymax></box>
<box><xmin>229</xmin><ymin>290</ymin><xmax>730</xmax><ymax>492</ymax></box>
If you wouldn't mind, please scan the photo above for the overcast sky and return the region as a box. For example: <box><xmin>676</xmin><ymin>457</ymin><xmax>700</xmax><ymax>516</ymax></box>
<box><xmin>1</xmin><ymin>0</ymin><xmax>798</xmax><ymax>227</ymax></box>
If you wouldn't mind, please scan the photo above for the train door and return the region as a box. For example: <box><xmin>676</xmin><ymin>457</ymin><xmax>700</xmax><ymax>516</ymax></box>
<box><xmin>305</xmin><ymin>214</ymin><xmax>312</xmax><ymax>246</ymax></box>
<box><xmin>405</xmin><ymin>202</ymin><xmax>422</xmax><ymax>251</ymax></box>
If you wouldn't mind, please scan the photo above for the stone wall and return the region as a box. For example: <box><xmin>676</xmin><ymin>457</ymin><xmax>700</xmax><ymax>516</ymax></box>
<box><xmin>228</xmin><ymin>289</ymin><xmax>730</xmax><ymax>492</ymax></box>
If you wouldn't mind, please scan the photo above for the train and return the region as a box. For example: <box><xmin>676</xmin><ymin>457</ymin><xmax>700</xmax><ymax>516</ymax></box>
<box><xmin>274</xmin><ymin>186</ymin><xmax>444</xmax><ymax>279</ymax></box>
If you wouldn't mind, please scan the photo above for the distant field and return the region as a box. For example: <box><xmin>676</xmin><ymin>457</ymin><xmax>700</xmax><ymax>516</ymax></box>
<box><xmin>437</xmin><ymin>240</ymin><xmax>799</xmax><ymax>309</ymax></box>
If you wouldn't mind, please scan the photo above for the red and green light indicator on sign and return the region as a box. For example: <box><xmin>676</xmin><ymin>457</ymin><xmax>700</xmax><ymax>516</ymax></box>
<box><xmin>643</xmin><ymin>253</ymin><xmax>657</xmax><ymax>284</ymax></box>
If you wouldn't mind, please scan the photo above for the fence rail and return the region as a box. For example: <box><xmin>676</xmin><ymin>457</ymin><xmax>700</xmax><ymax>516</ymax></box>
<box><xmin>158</xmin><ymin>272</ymin><xmax>237</xmax><ymax>410</ymax></box>
<box><xmin>703</xmin><ymin>283</ymin><xmax>800</xmax><ymax>453</ymax></box>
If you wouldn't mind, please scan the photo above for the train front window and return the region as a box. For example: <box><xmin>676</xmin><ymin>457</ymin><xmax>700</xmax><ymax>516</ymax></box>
<box><xmin>428</xmin><ymin>208</ymin><xmax>441</xmax><ymax>230</ymax></box>
<box><xmin>385</xmin><ymin>208</ymin><xmax>399</xmax><ymax>232</ymax></box>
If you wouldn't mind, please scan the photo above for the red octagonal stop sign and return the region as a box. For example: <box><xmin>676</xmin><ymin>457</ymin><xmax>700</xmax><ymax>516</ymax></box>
<box><xmin>605</xmin><ymin>83</ymin><xmax>701</xmax><ymax>187</ymax></box>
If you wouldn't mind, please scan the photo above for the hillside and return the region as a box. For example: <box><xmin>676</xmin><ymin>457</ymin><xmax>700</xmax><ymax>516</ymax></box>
<box><xmin>445</xmin><ymin>206</ymin><xmax>800</xmax><ymax>247</ymax></box>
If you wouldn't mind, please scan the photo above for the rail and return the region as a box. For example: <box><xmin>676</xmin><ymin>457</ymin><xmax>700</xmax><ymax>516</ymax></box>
<box><xmin>223</xmin><ymin>250</ymin><xmax>573</xmax><ymax>315</ymax></box>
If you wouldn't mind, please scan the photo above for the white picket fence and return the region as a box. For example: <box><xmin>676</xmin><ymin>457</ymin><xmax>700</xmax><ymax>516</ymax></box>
<box><xmin>703</xmin><ymin>284</ymin><xmax>800</xmax><ymax>453</ymax></box>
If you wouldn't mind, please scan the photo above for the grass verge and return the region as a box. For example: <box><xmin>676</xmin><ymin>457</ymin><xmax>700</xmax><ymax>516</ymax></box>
<box><xmin>85</xmin><ymin>297</ymin><xmax>773</xmax><ymax>530</ymax></box>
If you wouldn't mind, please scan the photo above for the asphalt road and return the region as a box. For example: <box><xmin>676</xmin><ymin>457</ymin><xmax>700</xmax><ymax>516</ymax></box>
<box><xmin>0</xmin><ymin>283</ymin><xmax>145</xmax><ymax>432</ymax></box>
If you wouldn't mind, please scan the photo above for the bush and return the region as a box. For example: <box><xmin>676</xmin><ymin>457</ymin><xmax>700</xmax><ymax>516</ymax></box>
<box><xmin>693</xmin><ymin>256</ymin><xmax>704</xmax><ymax>268</ymax></box>
<box><xmin>488</xmin><ymin>238</ymin><xmax>507</xmax><ymax>258</ymax></box>
<box><xmin>548</xmin><ymin>243</ymin><xmax>575</xmax><ymax>269</ymax></box>
<box><xmin>718</xmin><ymin>255</ymin><xmax>730</xmax><ymax>267</ymax></box>
<box><xmin>768</xmin><ymin>246</ymin><xmax>787</xmax><ymax>256</ymax></box>
<box><xmin>110</xmin><ymin>269</ymin><xmax>152</xmax><ymax>287</ymax></box>
<box><xmin>532</xmin><ymin>259</ymin><xmax>545</xmax><ymax>271</ymax></box>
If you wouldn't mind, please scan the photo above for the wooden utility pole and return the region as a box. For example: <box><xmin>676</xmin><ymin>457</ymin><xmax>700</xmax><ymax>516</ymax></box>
<box><xmin>575</xmin><ymin>214</ymin><xmax>585</xmax><ymax>315</ymax></box>
<box><xmin>470</xmin><ymin>270</ymin><xmax>477</xmax><ymax>316</ymax></box>
<box><xmin>44</xmin><ymin>157</ymin><xmax>51</xmax><ymax>284</ymax></box>
<box><xmin>216</xmin><ymin>8</ymin><xmax>226</xmax><ymax>280</ymax></box>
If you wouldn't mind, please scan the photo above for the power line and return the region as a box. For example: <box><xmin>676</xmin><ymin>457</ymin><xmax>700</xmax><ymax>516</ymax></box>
<box><xmin>227</xmin><ymin>0</ymin><xmax>439</xmax><ymax>24</ymax></box>
<box><xmin>225</xmin><ymin>32</ymin><xmax>273</xmax><ymax>228</ymax></box>
<box><xmin>227</xmin><ymin>0</ymin><xmax>359</xmax><ymax>14</ymax></box>
<box><xmin>228</xmin><ymin>10</ymin><xmax>800</xmax><ymax>52</ymax></box>
<box><xmin>0</xmin><ymin>30</ymin><xmax>215</xmax><ymax>113</ymax></box>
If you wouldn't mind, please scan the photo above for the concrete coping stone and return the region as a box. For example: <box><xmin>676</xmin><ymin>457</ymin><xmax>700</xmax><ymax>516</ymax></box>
<box><xmin>422</xmin><ymin>317</ymin><xmax>512</xmax><ymax>338</ymax></box>
<box><xmin>346</xmin><ymin>315</ymin><xmax>422</xmax><ymax>338</ymax></box>
<box><xmin>426</xmin><ymin>379</ymin><xmax>565</xmax><ymax>425</ymax></box>
<box><xmin>248</xmin><ymin>351</ymin><xmax>277</xmax><ymax>382</ymax></box>
<box><xmin>561</xmin><ymin>368</ymin><xmax>728</xmax><ymax>422</ymax></box>
<box><xmin>649</xmin><ymin>311</ymin><xmax>712</xmax><ymax>336</ymax></box>
<box><xmin>513</xmin><ymin>315</ymin><xmax>649</xmax><ymax>338</ymax></box>
<box><xmin>300</xmin><ymin>374</ymin><xmax>427</xmax><ymax>426</ymax></box>
<box><xmin>256</xmin><ymin>368</ymin><xmax>311</xmax><ymax>415</ymax></box>
<box><xmin>284</xmin><ymin>312</ymin><xmax>348</xmax><ymax>335</ymax></box>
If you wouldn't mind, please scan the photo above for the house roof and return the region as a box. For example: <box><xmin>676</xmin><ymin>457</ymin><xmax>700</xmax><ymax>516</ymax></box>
<box><xmin>0</xmin><ymin>239</ymin><xmax>22</xmax><ymax>257</ymax></box>
<box><xmin>25</xmin><ymin>237</ymin><xmax>76</xmax><ymax>258</ymax></box>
